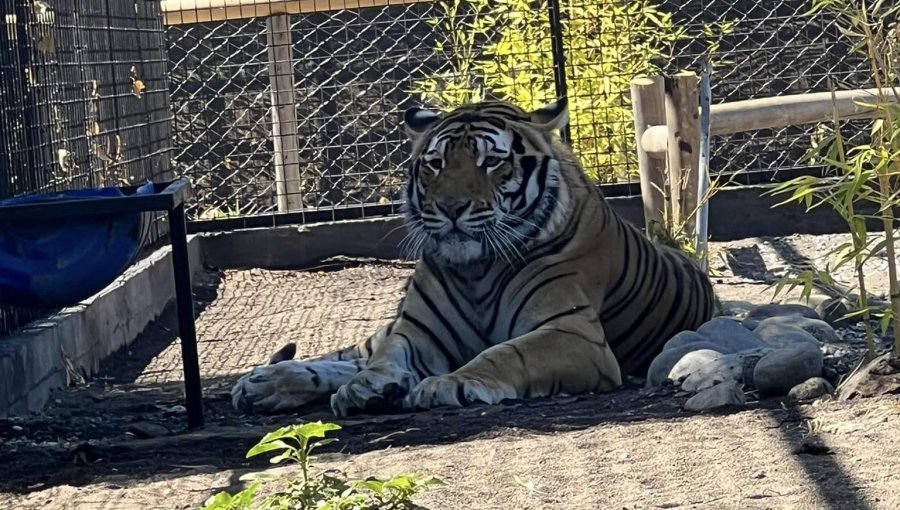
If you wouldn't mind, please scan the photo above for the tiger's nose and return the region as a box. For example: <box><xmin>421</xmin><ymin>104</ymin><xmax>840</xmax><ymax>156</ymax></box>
<box><xmin>436</xmin><ymin>198</ymin><xmax>470</xmax><ymax>220</ymax></box>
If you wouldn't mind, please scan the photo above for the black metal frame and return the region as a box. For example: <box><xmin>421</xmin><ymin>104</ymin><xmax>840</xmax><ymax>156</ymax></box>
<box><xmin>0</xmin><ymin>179</ymin><xmax>204</xmax><ymax>429</ymax></box>
<box><xmin>547</xmin><ymin>0</ymin><xmax>571</xmax><ymax>143</ymax></box>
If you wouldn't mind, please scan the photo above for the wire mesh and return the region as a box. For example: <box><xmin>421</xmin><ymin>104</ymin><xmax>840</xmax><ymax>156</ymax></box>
<box><xmin>0</xmin><ymin>0</ymin><xmax>172</xmax><ymax>339</ymax></box>
<box><xmin>165</xmin><ymin>0</ymin><xmax>873</xmax><ymax>221</ymax></box>
<box><xmin>661</xmin><ymin>0</ymin><xmax>872</xmax><ymax>180</ymax></box>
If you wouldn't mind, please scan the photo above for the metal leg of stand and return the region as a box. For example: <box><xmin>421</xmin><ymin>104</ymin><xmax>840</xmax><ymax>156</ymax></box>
<box><xmin>168</xmin><ymin>204</ymin><xmax>204</xmax><ymax>429</ymax></box>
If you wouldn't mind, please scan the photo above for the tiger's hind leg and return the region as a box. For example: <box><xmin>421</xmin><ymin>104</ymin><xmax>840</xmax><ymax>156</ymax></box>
<box><xmin>403</xmin><ymin>321</ymin><xmax>621</xmax><ymax>410</ymax></box>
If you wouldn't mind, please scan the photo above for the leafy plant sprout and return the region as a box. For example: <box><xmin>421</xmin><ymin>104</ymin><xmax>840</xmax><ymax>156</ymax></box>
<box><xmin>201</xmin><ymin>422</ymin><xmax>443</xmax><ymax>510</ymax></box>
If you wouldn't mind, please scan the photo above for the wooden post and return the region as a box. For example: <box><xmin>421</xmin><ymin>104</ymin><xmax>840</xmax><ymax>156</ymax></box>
<box><xmin>265</xmin><ymin>14</ymin><xmax>303</xmax><ymax>212</ymax></box>
<box><xmin>630</xmin><ymin>76</ymin><xmax>667</xmax><ymax>238</ymax></box>
<box><xmin>664</xmin><ymin>71</ymin><xmax>701</xmax><ymax>237</ymax></box>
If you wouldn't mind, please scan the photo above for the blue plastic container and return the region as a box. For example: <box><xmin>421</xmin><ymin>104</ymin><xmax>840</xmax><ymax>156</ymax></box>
<box><xmin>0</xmin><ymin>181</ymin><xmax>153</xmax><ymax>308</ymax></box>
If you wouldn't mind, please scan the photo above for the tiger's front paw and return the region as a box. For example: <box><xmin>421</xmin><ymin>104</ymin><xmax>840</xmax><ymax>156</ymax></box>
<box><xmin>330</xmin><ymin>365</ymin><xmax>416</xmax><ymax>416</ymax></box>
<box><xmin>231</xmin><ymin>361</ymin><xmax>322</xmax><ymax>415</ymax></box>
<box><xmin>232</xmin><ymin>359</ymin><xmax>364</xmax><ymax>415</ymax></box>
<box><xmin>403</xmin><ymin>374</ymin><xmax>518</xmax><ymax>410</ymax></box>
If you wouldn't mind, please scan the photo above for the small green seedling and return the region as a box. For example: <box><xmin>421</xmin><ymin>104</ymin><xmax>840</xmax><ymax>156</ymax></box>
<box><xmin>201</xmin><ymin>421</ymin><xmax>442</xmax><ymax>510</ymax></box>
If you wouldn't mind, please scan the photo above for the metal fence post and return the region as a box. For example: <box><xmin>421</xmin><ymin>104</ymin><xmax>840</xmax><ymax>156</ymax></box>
<box><xmin>265</xmin><ymin>14</ymin><xmax>303</xmax><ymax>212</ymax></box>
<box><xmin>547</xmin><ymin>0</ymin><xmax>571</xmax><ymax>142</ymax></box>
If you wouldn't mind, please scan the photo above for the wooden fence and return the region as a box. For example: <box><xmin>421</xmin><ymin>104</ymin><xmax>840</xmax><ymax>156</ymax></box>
<box><xmin>631</xmin><ymin>74</ymin><xmax>899</xmax><ymax>242</ymax></box>
<box><xmin>160</xmin><ymin>0</ymin><xmax>426</xmax><ymax>25</ymax></box>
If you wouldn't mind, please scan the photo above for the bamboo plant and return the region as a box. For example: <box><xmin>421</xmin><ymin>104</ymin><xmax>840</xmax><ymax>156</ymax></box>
<box><xmin>769</xmin><ymin>0</ymin><xmax>900</xmax><ymax>359</ymax></box>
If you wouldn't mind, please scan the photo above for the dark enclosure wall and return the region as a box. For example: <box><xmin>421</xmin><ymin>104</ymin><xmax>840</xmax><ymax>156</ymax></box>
<box><xmin>0</xmin><ymin>0</ymin><xmax>172</xmax><ymax>338</ymax></box>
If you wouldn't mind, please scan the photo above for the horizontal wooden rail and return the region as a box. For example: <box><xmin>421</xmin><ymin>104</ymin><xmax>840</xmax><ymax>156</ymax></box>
<box><xmin>161</xmin><ymin>0</ymin><xmax>430</xmax><ymax>24</ymax></box>
<box><xmin>641</xmin><ymin>87</ymin><xmax>900</xmax><ymax>154</ymax></box>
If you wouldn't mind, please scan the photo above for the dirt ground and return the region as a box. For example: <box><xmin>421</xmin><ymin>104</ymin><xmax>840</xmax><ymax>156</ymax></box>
<box><xmin>3</xmin><ymin>234</ymin><xmax>900</xmax><ymax>510</ymax></box>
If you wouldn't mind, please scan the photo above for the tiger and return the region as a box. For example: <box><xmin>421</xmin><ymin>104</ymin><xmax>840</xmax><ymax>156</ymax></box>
<box><xmin>231</xmin><ymin>97</ymin><xmax>716</xmax><ymax>417</ymax></box>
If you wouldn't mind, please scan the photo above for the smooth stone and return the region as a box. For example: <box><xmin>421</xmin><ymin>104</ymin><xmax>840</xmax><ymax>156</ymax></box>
<box><xmin>663</xmin><ymin>331</ymin><xmax>710</xmax><ymax>351</ymax></box>
<box><xmin>680</xmin><ymin>358</ymin><xmax>741</xmax><ymax>392</ymax></box>
<box><xmin>753</xmin><ymin>321</ymin><xmax>821</xmax><ymax>349</ymax></box>
<box><xmin>718</xmin><ymin>300</ymin><xmax>756</xmax><ymax>317</ymax></box>
<box><xmin>781</xmin><ymin>294</ymin><xmax>858</xmax><ymax>327</ymax></box>
<box><xmin>668</xmin><ymin>349</ymin><xmax>725</xmax><ymax>386</ymax></box>
<box><xmin>781</xmin><ymin>293</ymin><xmax>831</xmax><ymax>310</ymax></box>
<box><xmin>754</xmin><ymin>315</ymin><xmax>839</xmax><ymax>344</ymax></box>
<box><xmin>684</xmin><ymin>380</ymin><xmax>747</xmax><ymax>412</ymax></box>
<box><xmin>679</xmin><ymin>347</ymin><xmax>776</xmax><ymax>392</ymax></box>
<box><xmin>736</xmin><ymin>347</ymin><xmax>777</xmax><ymax>388</ymax></box>
<box><xmin>696</xmin><ymin>317</ymin><xmax>768</xmax><ymax>352</ymax></box>
<box><xmin>788</xmin><ymin>377</ymin><xmax>835</xmax><ymax>401</ymax></box>
<box><xmin>646</xmin><ymin>341</ymin><xmax>730</xmax><ymax>388</ymax></box>
<box><xmin>742</xmin><ymin>303</ymin><xmax>820</xmax><ymax>330</ymax></box>
<box><xmin>753</xmin><ymin>343</ymin><xmax>824</xmax><ymax>396</ymax></box>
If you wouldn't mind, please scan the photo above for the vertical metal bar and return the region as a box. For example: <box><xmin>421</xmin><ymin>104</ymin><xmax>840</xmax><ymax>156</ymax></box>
<box><xmin>546</xmin><ymin>0</ymin><xmax>571</xmax><ymax>142</ymax></box>
<box><xmin>13</xmin><ymin>1</ymin><xmax>40</xmax><ymax>189</ymax></box>
<box><xmin>696</xmin><ymin>59</ymin><xmax>712</xmax><ymax>273</ymax></box>
<box><xmin>168</xmin><ymin>203</ymin><xmax>204</xmax><ymax>429</ymax></box>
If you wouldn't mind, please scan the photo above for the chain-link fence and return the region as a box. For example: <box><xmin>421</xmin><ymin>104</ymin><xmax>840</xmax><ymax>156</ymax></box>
<box><xmin>0</xmin><ymin>0</ymin><xmax>172</xmax><ymax>338</ymax></box>
<box><xmin>166</xmin><ymin>0</ymin><xmax>871</xmax><ymax>222</ymax></box>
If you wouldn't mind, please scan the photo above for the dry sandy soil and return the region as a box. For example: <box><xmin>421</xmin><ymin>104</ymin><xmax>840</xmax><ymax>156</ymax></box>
<box><xmin>2</xmin><ymin>233</ymin><xmax>900</xmax><ymax>510</ymax></box>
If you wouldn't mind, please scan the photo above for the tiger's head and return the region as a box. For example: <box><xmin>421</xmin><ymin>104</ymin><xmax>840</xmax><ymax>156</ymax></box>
<box><xmin>401</xmin><ymin>98</ymin><xmax>570</xmax><ymax>266</ymax></box>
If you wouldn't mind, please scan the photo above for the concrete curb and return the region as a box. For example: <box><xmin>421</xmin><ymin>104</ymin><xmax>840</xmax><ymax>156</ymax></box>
<box><xmin>199</xmin><ymin>216</ymin><xmax>409</xmax><ymax>270</ymax></box>
<box><xmin>0</xmin><ymin>237</ymin><xmax>204</xmax><ymax>418</ymax></box>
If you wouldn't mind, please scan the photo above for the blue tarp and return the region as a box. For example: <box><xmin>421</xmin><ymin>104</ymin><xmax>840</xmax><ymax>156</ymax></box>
<box><xmin>0</xmin><ymin>181</ymin><xmax>153</xmax><ymax>308</ymax></box>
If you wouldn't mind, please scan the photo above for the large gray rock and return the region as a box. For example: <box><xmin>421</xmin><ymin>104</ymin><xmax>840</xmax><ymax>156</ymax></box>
<box><xmin>742</xmin><ymin>303</ymin><xmax>820</xmax><ymax>330</ymax></box>
<box><xmin>663</xmin><ymin>331</ymin><xmax>711</xmax><ymax>351</ymax></box>
<box><xmin>679</xmin><ymin>355</ymin><xmax>742</xmax><ymax>392</ymax></box>
<box><xmin>734</xmin><ymin>347</ymin><xmax>777</xmax><ymax>388</ymax></box>
<box><xmin>788</xmin><ymin>377</ymin><xmax>835</xmax><ymax>401</ymax></box>
<box><xmin>696</xmin><ymin>317</ymin><xmax>768</xmax><ymax>352</ymax></box>
<box><xmin>781</xmin><ymin>294</ymin><xmax>853</xmax><ymax>327</ymax></box>
<box><xmin>753</xmin><ymin>321</ymin><xmax>821</xmax><ymax>349</ymax></box>
<box><xmin>668</xmin><ymin>349</ymin><xmax>726</xmax><ymax>387</ymax></box>
<box><xmin>684</xmin><ymin>380</ymin><xmax>747</xmax><ymax>412</ymax></box>
<box><xmin>753</xmin><ymin>343</ymin><xmax>824</xmax><ymax>396</ymax></box>
<box><xmin>646</xmin><ymin>341</ymin><xmax>730</xmax><ymax>388</ymax></box>
<box><xmin>678</xmin><ymin>347</ymin><xmax>776</xmax><ymax>392</ymax></box>
<box><xmin>754</xmin><ymin>315</ymin><xmax>839</xmax><ymax>344</ymax></box>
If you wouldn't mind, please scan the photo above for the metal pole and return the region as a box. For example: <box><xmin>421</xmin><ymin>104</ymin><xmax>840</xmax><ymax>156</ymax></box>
<box><xmin>168</xmin><ymin>203</ymin><xmax>204</xmax><ymax>429</ymax></box>
<box><xmin>547</xmin><ymin>0</ymin><xmax>571</xmax><ymax>142</ymax></box>
<box><xmin>696</xmin><ymin>59</ymin><xmax>712</xmax><ymax>273</ymax></box>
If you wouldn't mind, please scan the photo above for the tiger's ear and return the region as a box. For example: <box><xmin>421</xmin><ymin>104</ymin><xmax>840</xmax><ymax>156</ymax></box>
<box><xmin>403</xmin><ymin>107</ymin><xmax>441</xmax><ymax>140</ymax></box>
<box><xmin>528</xmin><ymin>98</ymin><xmax>569</xmax><ymax>132</ymax></box>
